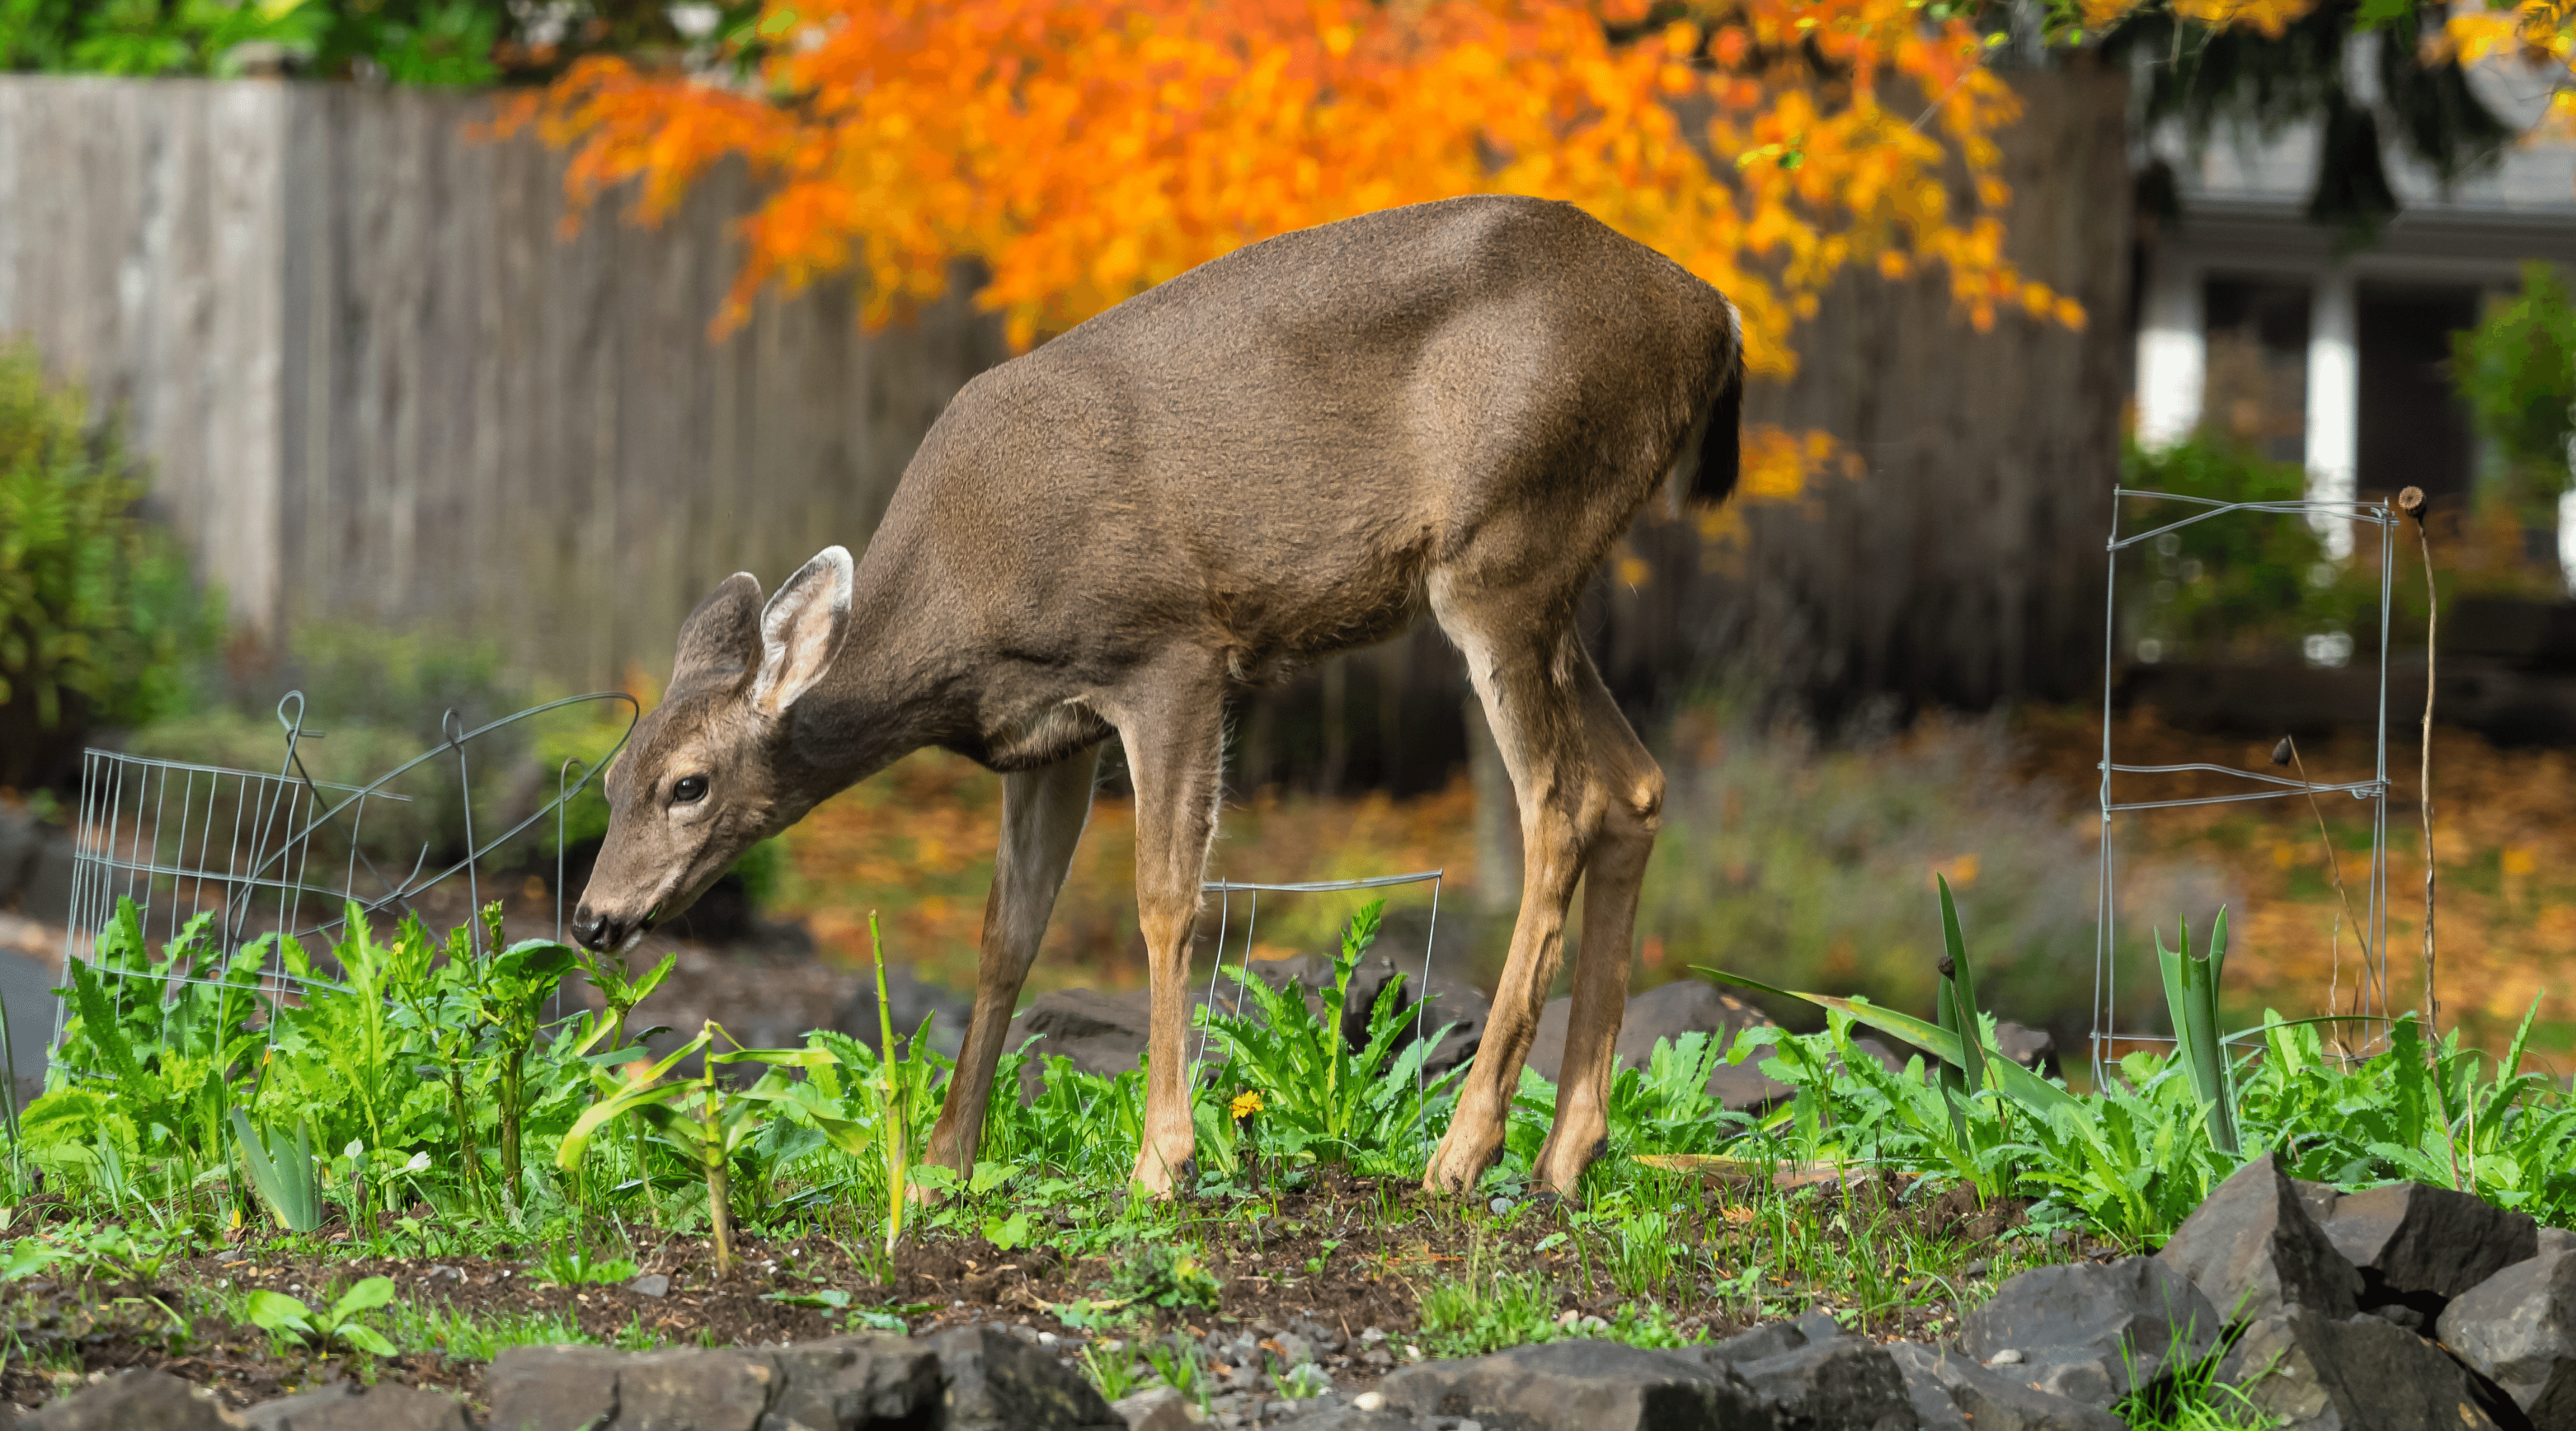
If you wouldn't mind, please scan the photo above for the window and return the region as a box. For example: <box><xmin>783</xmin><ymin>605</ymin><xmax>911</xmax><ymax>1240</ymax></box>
<box><xmin>2355</xmin><ymin>283</ymin><xmax>2479</xmax><ymax>506</ymax></box>
<box><xmin>2202</xmin><ymin>277</ymin><xmax>2312</xmax><ymax>464</ymax></box>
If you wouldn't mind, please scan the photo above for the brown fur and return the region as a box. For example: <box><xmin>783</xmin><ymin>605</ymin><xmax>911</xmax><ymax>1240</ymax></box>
<box><xmin>573</xmin><ymin>195</ymin><xmax>1743</xmax><ymax>1198</ymax></box>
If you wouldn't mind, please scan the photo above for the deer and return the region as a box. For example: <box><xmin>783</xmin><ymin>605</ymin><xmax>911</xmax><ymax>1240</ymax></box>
<box><xmin>570</xmin><ymin>193</ymin><xmax>1742</xmax><ymax>1200</ymax></box>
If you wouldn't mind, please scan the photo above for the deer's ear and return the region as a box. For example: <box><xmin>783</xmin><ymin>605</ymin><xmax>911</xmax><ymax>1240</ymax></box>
<box><xmin>753</xmin><ymin>547</ymin><xmax>854</xmax><ymax>716</ymax></box>
<box><xmin>671</xmin><ymin>572</ymin><xmax>763</xmax><ymax>689</ymax></box>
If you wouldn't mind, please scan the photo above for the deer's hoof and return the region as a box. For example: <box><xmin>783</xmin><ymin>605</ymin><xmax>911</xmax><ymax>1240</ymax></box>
<box><xmin>1128</xmin><ymin>1150</ymin><xmax>1196</xmax><ymax>1201</ymax></box>
<box><xmin>1423</xmin><ymin>1133</ymin><xmax>1501</xmax><ymax>1196</ymax></box>
<box><xmin>1531</xmin><ymin>1133</ymin><xmax>1606</xmax><ymax>1198</ymax></box>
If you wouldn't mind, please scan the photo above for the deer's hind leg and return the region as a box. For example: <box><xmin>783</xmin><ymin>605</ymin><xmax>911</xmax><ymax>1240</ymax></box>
<box><xmin>1424</xmin><ymin>587</ymin><xmax>1631</xmax><ymax>1196</ymax></box>
<box><xmin>922</xmin><ymin>745</ymin><xmax>1102</xmax><ymax>1188</ymax></box>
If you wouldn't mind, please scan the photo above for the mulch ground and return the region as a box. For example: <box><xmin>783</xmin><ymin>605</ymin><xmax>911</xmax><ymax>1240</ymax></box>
<box><xmin>0</xmin><ymin>1171</ymin><xmax>2072</xmax><ymax>1416</ymax></box>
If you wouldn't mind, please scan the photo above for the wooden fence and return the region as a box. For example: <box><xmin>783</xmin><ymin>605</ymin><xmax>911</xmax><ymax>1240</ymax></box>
<box><xmin>0</xmin><ymin>77</ymin><xmax>1010</xmax><ymax>692</ymax></box>
<box><xmin>0</xmin><ymin>68</ymin><xmax>2129</xmax><ymax>778</ymax></box>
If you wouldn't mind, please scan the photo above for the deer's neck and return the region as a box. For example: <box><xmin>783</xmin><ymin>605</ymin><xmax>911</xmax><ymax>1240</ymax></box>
<box><xmin>775</xmin><ymin>551</ymin><xmax>972</xmax><ymax>802</ymax></box>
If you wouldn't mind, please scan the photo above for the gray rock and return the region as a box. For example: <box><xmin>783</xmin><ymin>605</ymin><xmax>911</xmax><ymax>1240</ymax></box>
<box><xmin>1885</xmin><ymin>1344</ymin><xmax>1971</xmax><ymax>1431</ymax></box>
<box><xmin>1729</xmin><ymin>1337</ymin><xmax>1916</xmax><ymax>1430</ymax></box>
<box><xmin>1885</xmin><ymin>1344</ymin><xmax>2124</xmax><ymax>1431</ymax></box>
<box><xmin>1958</xmin><ymin>1256</ymin><xmax>2220</xmax><ymax>1405</ymax></box>
<box><xmin>611</xmin><ymin>1347</ymin><xmax>779</xmax><ymax>1430</ymax></box>
<box><xmin>1699</xmin><ymin>1309</ymin><xmax>1848</xmax><ymax>1367</ymax></box>
<box><xmin>1007</xmin><ymin>989</ymin><xmax>1191</xmax><ymax>1094</ymax></box>
<box><xmin>1379</xmin><ymin>1339</ymin><xmax>1768</xmax><ymax>1430</ymax></box>
<box><xmin>2435</xmin><ymin>1235</ymin><xmax>2576</xmax><ymax>1426</ymax></box>
<box><xmin>1109</xmin><ymin>1384</ymin><xmax>1194</xmax><ymax>1431</ymax></box>
<box><xmin>930</xmin><ymin>1326</ymin><xmax>1125</xmax><ymax>1430</ymax></box>
<box><xmin>2218</xmin><ymin>1306</ymin><xmax>2501</xmax><ymax>1430</ymax></box>
<box><xmin>831</xmin><ymin>965</ymin><xmax>970</xmax><ymax>1062</ymax></box>
<box><xmin>1279</xmin><ymin>1410</ymin><xmax>1413</xmax><ymax>1431</ymax></box>
<box><xmin>1524</xmin><ymin>981</ymin><xmax>1781</xmax><ymax>1108</ymax></box>
<box><xmin>488</xmin><ymin>1334</ymin><xmax>1078</xmax><ymax>1430</ymax></box>
<box><xmin>2313</xmin><ymin>1181</ymin><xmax>2538</xmax><ymax>1309</ymax></box>
<box><xmin>27</xmin><ymin>1370</ymin><xmax>242</xmax><ymax>1430</ymax></box>
<box><xmin>16</xmin><ymin>837</ymin><xmax>72</xmax><ymax>927</ymax></box>
<box><xmin>2155</xmin><ymin>1154</ymin><xmax>2361</xmax><ymax>1323</ymax></box>
<box><xmin>0</xmin><ymin>805</ymin><xmax>42</xmax><ymax>902</ymax></box>
<box><xmin>0</xmin><ymin>946</ymin><xmax>56</xmax><ymax>1090</ymax></box>
<box><xmin>2291</xmin><ymin>1179</ymin><xmax>2343</xmax><ymax>1229</ymax></box>
<box><xmin>240</xmin><ymin>1383</ymin><xmax>472</xmax><ymax>1431</ymax></box>
<box><xmin>0</xmin><ymin>807</ymin><xmax>72</xmax><ymax>922</ymax></box>
<box><xmin>765</xmin><ymin>1337</ymin><xmax>944</xmax><ymax>1430</ymax></box>
<box><xmin>1991</xmin><ymin>1021</ymin><xmax>2055</xmax><ymax>1072</ymax></box>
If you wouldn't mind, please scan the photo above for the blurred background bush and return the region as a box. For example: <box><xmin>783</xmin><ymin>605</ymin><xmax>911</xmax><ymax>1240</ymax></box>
<box><xmin>0</xmin><ymin>339</ymin><xmax>221</xmax><ymax>795</ymax></box>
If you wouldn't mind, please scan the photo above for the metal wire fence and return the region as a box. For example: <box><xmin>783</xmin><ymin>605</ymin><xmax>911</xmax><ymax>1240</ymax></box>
<box><xmin>2092</xmin><ymin>488</ymin><xmax>2399</xmax><ymax>1082</ymax></box>
<box><xmin>44</xmin><ymin>691</ymin><xmax>636</xmax><ymax>1102</ymax></box>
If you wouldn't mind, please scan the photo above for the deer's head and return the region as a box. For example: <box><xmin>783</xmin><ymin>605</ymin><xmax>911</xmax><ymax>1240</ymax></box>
<box><xmin>570</xmin><ymin>547</ymin><xmax>854</xmax><ymax>952</ymax></box>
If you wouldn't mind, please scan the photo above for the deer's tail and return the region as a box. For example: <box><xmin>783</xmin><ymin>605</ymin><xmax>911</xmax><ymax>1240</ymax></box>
<box><xmin>1683</xmin><ymin>301</ymin><xmax>1744</xmax><ymax>507</ymax></box>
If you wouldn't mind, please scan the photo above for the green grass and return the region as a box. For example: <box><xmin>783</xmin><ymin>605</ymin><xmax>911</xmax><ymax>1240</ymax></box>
<box><xmin>2115</xmin><ymin>1347</ymin><xmax>2287</xmax><ymax>1431</ymax></box>
<box><xmin>374</xmin><ymin>1300</ymin><xmax>649</xmax><ymax>1360</ymax></box>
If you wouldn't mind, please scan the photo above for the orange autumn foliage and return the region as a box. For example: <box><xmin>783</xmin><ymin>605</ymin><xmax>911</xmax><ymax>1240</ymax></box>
<box><xmin>502</xmin><ymin>0</ymin><xmax>2077</xmax><ymax>414</ymax></box>
<box><xmin>2444</xmin><ymin>1</ymin><xmax>2576</xmax><ymax>141</ymax></box>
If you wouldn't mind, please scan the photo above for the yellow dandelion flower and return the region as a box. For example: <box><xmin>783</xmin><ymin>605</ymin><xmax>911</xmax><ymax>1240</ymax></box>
<box><xmin>1230</xmin><ymin>1090</ymin><xmax>1264</xmax><ymax>1120</ymax></box>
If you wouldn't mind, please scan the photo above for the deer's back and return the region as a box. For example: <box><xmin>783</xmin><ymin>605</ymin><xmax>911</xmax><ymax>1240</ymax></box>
<box><xmin>889</xmin><ymin>195</ymin><xmax>1734</xmax><ymax>679</ymax></box>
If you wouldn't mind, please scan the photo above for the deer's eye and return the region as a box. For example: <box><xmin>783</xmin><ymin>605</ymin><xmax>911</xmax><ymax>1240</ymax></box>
<box><xmin>672</xmin><ymin>775</ymin><xmax>709</xmax><ymax>804</ymax></box>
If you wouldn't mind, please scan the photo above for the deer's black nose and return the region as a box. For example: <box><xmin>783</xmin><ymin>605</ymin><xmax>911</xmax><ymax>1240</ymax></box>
<box><xmin>570</xmin><ymin>908</ymin><xmax>621</xmax><ymax>951</ymax></box>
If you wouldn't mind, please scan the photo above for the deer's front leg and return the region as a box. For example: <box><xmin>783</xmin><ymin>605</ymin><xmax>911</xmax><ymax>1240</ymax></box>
<box><xmin>920</xmin><ymin>745</ymin><xmax>1101</xmax><ymax>1196</ymax></box>
<box><xmin>1111</xmin><ymin>672</ymin><xmax>1228</xmax><ymax>1199</ymax></box>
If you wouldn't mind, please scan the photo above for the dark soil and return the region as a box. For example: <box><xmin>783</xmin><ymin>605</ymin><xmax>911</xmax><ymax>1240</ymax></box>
<box><xmin>0</xmin><ymin>1171</ymin><xmax>2072</xmax><ymax>1417</ymax></box>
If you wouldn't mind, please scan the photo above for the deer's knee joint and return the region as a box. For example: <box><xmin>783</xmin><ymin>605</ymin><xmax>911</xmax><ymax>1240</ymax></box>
<box><xmin>1626</xmin><ymin>766</ymin><xmax>1667</xmax><ymax>830</ymax></box>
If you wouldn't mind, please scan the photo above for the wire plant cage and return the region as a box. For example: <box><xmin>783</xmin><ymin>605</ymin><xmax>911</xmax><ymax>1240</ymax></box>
<box><xmin>42</xmin><ymin>690</ymin><xmax>638</xmax><ymax>1111</ymax></box>
<box><xmin>1190</xmin><ymin>869</ymin><xmax>1446</xmax><ymax>1088</ymax></box>
<box><xmin>2092</xmin><ymin>486</ymin><xmax>2401</xmax><ymax>1083</ymax></box>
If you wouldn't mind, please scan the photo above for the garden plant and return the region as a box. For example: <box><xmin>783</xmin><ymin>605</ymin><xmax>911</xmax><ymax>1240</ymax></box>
<box><xmin>4</xmin><ymin>879</ymin><xmax>2572</xmax><ymax>1427</ymax></box>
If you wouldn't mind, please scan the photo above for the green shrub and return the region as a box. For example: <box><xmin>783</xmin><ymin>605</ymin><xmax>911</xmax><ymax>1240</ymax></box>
<box><xmin>2454</xmin><ymin>261</ymin><xmax>2576</xmax><ymax>529</ymax></box>
<box><xmin>0</xmin><ymin>339</ymin><xmax>220</xmax><ymax>786</ymax></box>
<box><xmin>1199</xmin><ymin>900</ymin><xmax>1464</xmax><ymax>1176</ymax></box>
<box><xmin>2118</xmin><ymin>435</ymin><xmax>2394</xmax><ymax>666</ymax></box>
<box><xmin>126</xmin><ymin>620</ymin><xmax>638</xmax><ymax>871</ymax></box>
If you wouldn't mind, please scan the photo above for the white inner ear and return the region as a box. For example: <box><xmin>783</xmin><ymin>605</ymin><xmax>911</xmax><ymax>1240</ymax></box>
<box><xmin>753</xmin><ymin>547</ymin><xmax>854</xmax><ymax>715</ymax></box>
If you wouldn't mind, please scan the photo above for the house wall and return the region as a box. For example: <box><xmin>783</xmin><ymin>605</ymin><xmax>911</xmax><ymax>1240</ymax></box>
<box><xmin>0</xmin><ymin>71</ymin><xmax>2130</xmax><ymax>768</ymax></box>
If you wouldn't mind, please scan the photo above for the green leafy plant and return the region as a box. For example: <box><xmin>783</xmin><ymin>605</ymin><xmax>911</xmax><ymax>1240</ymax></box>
<box><xmin>1273</xmin><ymin>1363</ymin><xmax>1332</xmax><ymax>1401</ymax></box>
<box><xmin>868</xmin><ymin>911</ymin><xmax>914</xmax><ymax>1254</ymax></box>
<box><xmin>0</xmin><ymin>340</ymin><xmax>218</xmax><ymax>785</ymax></box>
<box><xmin>535</xmin><ymin>1241</ymin><xmax>640</xmax><ymax>1289</ymax></box>
<box><xmin>2157</xmin><ymin>910</ymin><xmax>2240</xmax><ymax>1156</ymax></box>
<box><xmin>1141</xmin><ymin>1333</ymin><xmax>1212</xmax><ymax>1405</ymax></box>
<box><xmin>1108</xmin><ymin>1244</ymin><xmax>1222</xmax><ymax>1312</ymax></box>
<box><xmin>231</xmin><ymin>1110</ymin><xmax>325</xmax><ymax>1234</ymax></box>
<box><xmin>2117</xmin><ymin>436</ymin><xmax>2392</xmax><ymax>665</ymax></box>
<box><xmin>1932</xmin><ymin>874</ymin><xmax>1994</xmax><ymax>1143</ymax></box>
<box><xmin>2454</xmin><ymin>261</ymin><xmax>2576</xmax><ymax>531</ymax></box>
<box><xmin>1199</xmin><ymin>901</ymin><xmax>1462</xmax><ymax>1174</ymax></box>
<box><xmin>567</xmin><ymin>942</ymin><xmax>678</xmax><ymax>1072</ymax></box>
<box><xmin>467</xmin><ymin>905</ymin><xmax>582</xmax><ymax>1211</ymax></box>
<box><xmin>245</xmin><ymin>1275</ymin><xmax>399</xmax><ymax>1357</ymax></box>
<box><xmin>557</xmin><ymin>1020</ymin><xmax>836</xmax><ymax>1275</ymax></box>
<box><xmin>33</xmin><ymin>905</ymin><xmax>252</xmax><ymax>1191</ymax></box>
<box><xmin>1077</xmin><ymin>1342</ymin><xmax>1145</xmax><ymax>1400</ymax></box>
<box><xmin>1418</xmin><ymin>1268</ymin><xmax>1568</xmax><ymax>1356</ymax></box>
